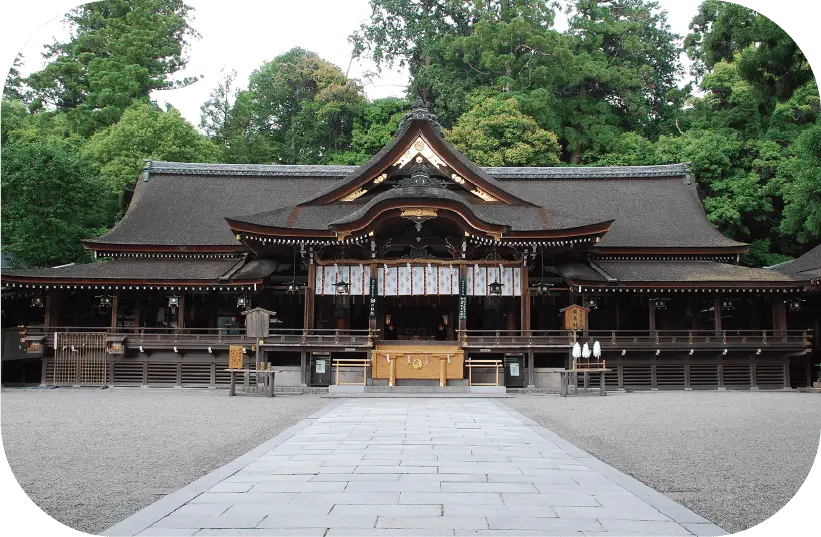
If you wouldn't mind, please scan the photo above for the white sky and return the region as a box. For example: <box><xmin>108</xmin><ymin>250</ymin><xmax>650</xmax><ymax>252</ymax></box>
<box><xmin>2</xmin><ymin>0</ymin><xmax>821</xmax><ymax>128</ymax></box>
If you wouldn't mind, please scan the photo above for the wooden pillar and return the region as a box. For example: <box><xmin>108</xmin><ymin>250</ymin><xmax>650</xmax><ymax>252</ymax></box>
<box><xmin>714</xmin><ymin>298</ymin><xmax>723</xmax><ymax>333</ymax></box>
<box><xmin>44</xmin><ymin>294</ymin><xmax>55</xmax><ymax>329</ymax></box>
<box><xmin>527</xmin><ymin>350</ymin><xmax>534</xmax><ymax>388</ymax></box>
<box><xmin>110</xmin><ymin>290</ymin><xmax>120</xmax><ymax>330</ymax></box>
<box><xmin>177</xmin><ymin>293</ymin><xmax>185</xmax><ymax>329</ymax></box>
<box><xmin>305</xmin><ymin>263</ymin><xmax>316</xmax><ymax>330</ymax></box>
<box><xmin>582</xmin><ymin>294</ymin><xmax>590</xmax><ymax>337</ymax></box>
<box><xmin>772</xmin><ymin>297</ymin><xmax>787</xmax><ymax>335</ymax></box>
<box><xmin>750</xmin><ymin>358</ymin><xmax>758</xmax><ymax>390</ymax></box>
<box><xmin>134</xmin><ymin>294</ymin><xmax>143</xmax><ymax>330</ymax></box>
<box><xmin>615</xmin><ymin>300</ymin><xmax>621</xmax><ymax>331</ymax></box>
<box><xmin>300</xmin><ymin>351</ymin><xmax>308</xmax><ymax>386</ymax></box>
<box><xmin>520</xmin><ymin>266</ymin><xmax>530</xmax><ymax>334</ymax></box>
<box><xmin>648</xmin><ymin>299</ymin><xmax>657</xmax><ymax>333</ymax></box>
<box><xmin>40</xmin><ymin>359</ymin><xmax>48</xmax><ymax>387</ymax></box>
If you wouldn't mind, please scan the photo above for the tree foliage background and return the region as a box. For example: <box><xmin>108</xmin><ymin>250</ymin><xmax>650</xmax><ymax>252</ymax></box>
<box><xmin>1</xmin><ymin>0</ymin><xmax>819</xmax><ymax>268</ymax></box>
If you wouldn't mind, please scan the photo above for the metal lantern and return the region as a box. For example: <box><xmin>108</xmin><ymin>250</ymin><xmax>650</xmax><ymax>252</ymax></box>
<box><xmin>535</xmin><ymin>282</ymin><xmax>553</xmax><ymax>296</ymax></box>
<box><xmin>488</xmin><ymin>280</ymin><xmax>503</xmax><ymax>296</ymax></box>
<box><xmin>787</xmin><ymin>299</ymin><xmax>803</xmax><ymax>312</ymax></box>
<box><xmin>587</xmin><ymin>298</ymin><xmax>598</xmax><ymax>310</ymax></box>
<box><xmin>285</xmin><ymin>281</ymin><xmax>302</xmax><ymax>295</ymax></box>
<box><xmin>97</xmin><ymin>295</ymin><xmax>113</xmax><ymax>309</ymax></box>
<box><xmin>31</xmin><ymin>296</ymin><xmax>44</xmax><ymax>308</ymax></box>
<box><xmin>721</xmin><ymin>299</ymin><xmax>735</xmax><ymax>311</ymax></box>
<box><xmin>654</xmin><ymin>298</ymin><xmax>668</xmax><ymax>310</ymax></box>
<box><xmin>168</xmin><ymin>296</ymin><xmax>179</xmax><ymax>307</ymax></box>
<box><xmin>236</xmin><ymin>296</ymin><xmax>248</xmax><ymax>308</ymax></box>
<box><xmin>333</xmin><ymin>280</ymin><xmax>351</xmax><ymax>295</ymax></box>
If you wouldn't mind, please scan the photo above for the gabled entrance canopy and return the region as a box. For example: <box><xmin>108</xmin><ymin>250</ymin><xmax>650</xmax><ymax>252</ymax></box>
<box><xmin>225</xmin><ymin>105</ymin><xmax>613</xmax><ymax>249</ymax></box>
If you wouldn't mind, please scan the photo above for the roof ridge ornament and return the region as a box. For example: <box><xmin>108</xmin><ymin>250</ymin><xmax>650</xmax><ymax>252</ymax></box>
<box><xmin>396</xmin><ymin>102</ymin><xmax>443</xmax><ymax>136</ymax></box>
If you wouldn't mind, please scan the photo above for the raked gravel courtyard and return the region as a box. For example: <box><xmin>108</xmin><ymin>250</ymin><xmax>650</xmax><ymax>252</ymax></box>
<box><xmin>1</xmin><ymin>388</ymin><xmax>819</xmax><ymax>535</ymax></box>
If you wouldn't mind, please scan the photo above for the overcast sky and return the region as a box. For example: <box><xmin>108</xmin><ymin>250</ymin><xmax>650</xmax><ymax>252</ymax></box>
<box><xmin>4</xmin><ymin>0</ymin><xmax>821</xmax><ymax>128</ymax></box>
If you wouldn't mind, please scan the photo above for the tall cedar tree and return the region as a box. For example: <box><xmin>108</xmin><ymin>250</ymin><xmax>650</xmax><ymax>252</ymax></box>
<box><xmin>26</xmin><ymin>0</ymin><xmax>199</xmax><ymax>136</ymax></box>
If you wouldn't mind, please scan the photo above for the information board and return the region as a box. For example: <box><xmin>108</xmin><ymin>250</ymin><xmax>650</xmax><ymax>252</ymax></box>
<box><xmin>228</xmin><ymin>345</ymin><xmax>244</xmax><ymax>369</ymax></box>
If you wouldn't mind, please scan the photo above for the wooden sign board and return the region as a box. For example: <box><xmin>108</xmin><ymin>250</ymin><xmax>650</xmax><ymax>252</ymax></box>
<box><xmin>228</xmin><ymin>345</ymin><xmax>244</xmax><ymax>369</ymax></box>
<box><xmin>560</xmin><ymin>305</ymin><xmax>589</xmax><ymax>331</ymax></box>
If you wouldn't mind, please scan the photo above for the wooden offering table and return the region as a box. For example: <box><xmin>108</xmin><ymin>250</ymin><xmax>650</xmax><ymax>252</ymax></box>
<box><xmin>226</xmin><ymin>368</ymin><xmax>276</xmax><ymax>397</ymax></box>
<box><xmin>372</xmin><ymin>344</ymin><xmax>464</xmax><ymax>387</ymax></box>
<box><xmin>560</xmin><ymin>359</ymin><xmax>611</xmax><ymax>397</ymax></box>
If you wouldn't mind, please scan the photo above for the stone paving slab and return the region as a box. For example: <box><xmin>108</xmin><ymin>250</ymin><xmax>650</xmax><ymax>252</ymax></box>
<box><xmin>104</xmin><ymin>399</ymin><xmax>727</xmax><ymax>536</ymax></box>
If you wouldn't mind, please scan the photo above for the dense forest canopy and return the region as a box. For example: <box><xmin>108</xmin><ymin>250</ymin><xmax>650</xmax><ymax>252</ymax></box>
<box><xmin>1</xmin><ymin>0</ymin><xmax>819</xmax><ymax>269</ymax></box>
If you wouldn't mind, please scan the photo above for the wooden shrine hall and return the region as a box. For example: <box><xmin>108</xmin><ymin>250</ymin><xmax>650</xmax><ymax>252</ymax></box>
<box><xmin>1</xmin><ymin>105</ymin><xmax>816</xmax><ymax>391</ymax></box>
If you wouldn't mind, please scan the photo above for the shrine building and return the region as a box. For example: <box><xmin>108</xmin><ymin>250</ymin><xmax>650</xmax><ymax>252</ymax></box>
<box><xmin>1</xmin><ymin>105</ymin><xmax>817</xmax><ymax>391</ymax></box>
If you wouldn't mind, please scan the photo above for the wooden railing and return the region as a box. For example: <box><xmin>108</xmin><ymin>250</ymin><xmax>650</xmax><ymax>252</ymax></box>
<box><xmin>459</xmin><ymin>330</ymin><xmax>574</xmax><ymax>348</ymax></box>
<box><xmin>19</xmin><ymin>326</ymin><xmax>811</xmax><ymax>353</ymax></box>
<box><xmin>459</xmin><ymin>329</ymin><xmax>811</xmax><ymax>351</ymax></box>
<box><xmin>23</xmin><ymin>326</ymin><xmax>374</xmax><ymax>350</ymax></box>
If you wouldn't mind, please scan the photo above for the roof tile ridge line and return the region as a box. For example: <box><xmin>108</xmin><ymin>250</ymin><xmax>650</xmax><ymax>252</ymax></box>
<box><xmin>219</xmin><ymin>254</ymin><xmax>249</xmax><ymax>281</ymax></box>
<box><xmin>587</xmin><ymin>259</ymin><xmax>617</xmax><ymax>282</ymax></box>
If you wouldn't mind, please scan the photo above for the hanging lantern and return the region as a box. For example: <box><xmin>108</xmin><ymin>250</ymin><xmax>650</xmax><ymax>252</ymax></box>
<box><xmin>333</xmin><ymin>280</ymin><xmax>350</xmax><ymax>295</ymax></box>
<box><xmin>572</xmin><ymin>342</ymin><xmax>582</xmax><ymax>359</ymax></box>
<box><xmin>236</xmin><ymin>296</ymin><xmax>248</xmax><ymax>308</ymax></box>
<box><xmin>535</xmin><ymin>282</ymin><xmax>553</xmax><ymax>296</ymax></box>
<box><xmin>587</xmin><ymin>298</ymin><xmax>598</xmax><ymax>310</ymax></box>
<box><xmin>31</xmin><ymin>296</ymin><xmax>44</xmax><ymax>308</ymax></box>
<box><xmin>168</xmin><ymin>296</ymin><xmax>180</xmax><ymax>308</ymax></box>
<box><xmin>285</xmin><ymin>281</ymin><xmax>303</xmax><ymax>295</ymax></box>
<box><xmin>488</xmin><ymin>280</ymin><xmax>503</xmax><ymax>296</ymax></box>
<box><xmin>582</xmin><ymin>343</ymin><xmax>591</xmax><ymax>359</ymax></box>
<box><xmin>593</xmin><ymin>340</ymin><xmax>602</xmax><ymax>359</ymax></box>
<box><xmin>787</xmin><ymin>299</ymin><xmax>803</xmax><ymax>312</ymax></box>
<box><xmin>97</xmin><ymin>295</ymin><xmax>113</xmax><ymax>309</ymax></box>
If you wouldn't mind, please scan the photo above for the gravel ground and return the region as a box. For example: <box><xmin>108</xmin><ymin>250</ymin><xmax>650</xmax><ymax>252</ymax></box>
<box><xmin>503</xmin><ymin>391</ymin><xmax>821</xmax><ymax>533</ymax></box>
<box><xmin>1</xmin><ymin>388</ymin><xmax>329</xmax><ymax>534</ymax></box>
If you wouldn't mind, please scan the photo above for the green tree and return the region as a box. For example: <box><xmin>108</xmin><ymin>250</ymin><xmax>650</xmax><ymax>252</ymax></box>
<box><xmin>685</xmin><ymin>0</ymin><xmax>813</xmax><ymax>102</ymax></box>
<box><xmin>1</xmin><ymin>138</ymin><xmax>110</xmax><ymax>267</ymax></box>
<box><xmin>26</xmin><ymin>0</ymin><xmax>199</xmax><ymax>136</ymax></box>
<box><xmin>246</xmin><ymin>47</ymin><xmax>366</xmax><ymax>164</ymax></box>
<box><xmin>83</xmin><ymin>102</ymin><xmax>218</xmax><ymax>211</ymax></box>
<box><xmin>780</xmin><ymin>122</ymin><xmax>821</xmax><ymax>243</ymax></box>
<box><xmin>328</xmin><ymin>97</ymin><xmax>409</xmax><ymax>165</ymax></box>
<box><xmin>447</xmin><ymin>95</ymin><xmax>561</xmax><ymax>166</ymax></box>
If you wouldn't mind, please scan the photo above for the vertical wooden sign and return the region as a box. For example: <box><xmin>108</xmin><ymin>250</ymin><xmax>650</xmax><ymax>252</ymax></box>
<box><xmin>228</xmin><ymin>345</ymin><xmax>244</xmax><ymax>369</ymax></box>
<box><xmin>369</xmin><ymin>278</ymin><xmax>378</xmax><ymax>318</ymax></box>
<box><xmin>459</xmin><ymin>278</ymin><xmax>467</xmax><ymax>321</ymax></box>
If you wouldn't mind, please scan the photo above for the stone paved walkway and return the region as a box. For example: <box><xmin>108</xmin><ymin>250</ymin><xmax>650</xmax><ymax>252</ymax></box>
<box><xmin>105</xmin><ymin>399</ymin><xmax>726</xmax><ymax>536</ymax></box>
